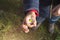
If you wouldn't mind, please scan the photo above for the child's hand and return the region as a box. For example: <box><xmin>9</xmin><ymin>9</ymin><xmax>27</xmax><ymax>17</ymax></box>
<box><xmin>58</xmin><ymin>8</ymin><xmax>60</xmax><ymax>16</ymax></box>
<box><xmin>21</xmin><ymin>11</ymin><xmax>37</xmax><ymax>33</ymax></box>
<box><xmin>53</xmin><ymin>4</ymin><xmax>60</xmax><ymax>16</ymax></box>
<box><xmin>53</xmin><ymin>8</ymin><xmax>60</xmax><ymax>16</ymax></box>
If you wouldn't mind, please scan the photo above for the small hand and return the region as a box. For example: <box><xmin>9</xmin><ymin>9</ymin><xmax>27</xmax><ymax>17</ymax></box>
<box><xmin>53</xmin><ymin>6</ymin><xmax>60</xmax><ymax>16</ymax></box>
<box><xmin>21</xmin><ymin>11</ymin><xmax>37</xmax><ymax>33</ymax></box>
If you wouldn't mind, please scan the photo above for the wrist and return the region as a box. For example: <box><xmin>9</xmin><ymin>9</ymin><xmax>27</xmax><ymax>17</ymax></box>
<box><xmin>27</xmin><ymin>11</ymin><xmax>36</xmax><ymax>18</ymax></box>
<box><xmin>26</xmin><ymin>9</ymin><xmax>39</xmax><ymax>17</ymax></box>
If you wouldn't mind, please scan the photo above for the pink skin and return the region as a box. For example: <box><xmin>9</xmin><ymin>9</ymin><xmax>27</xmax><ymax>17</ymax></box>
<box><xmin>53</xmin><ymin>4</ymin><xmax>60</xmax><ymax>16</ymax></box>
<box><xmin>53</xmin><ymin>8</ymin><xmax>60</xmax><ymax>16</ymax></box>
<box><xmin>22</xmin><ymin>24</ymin><xmax>29</xmax><ymax>33</ymax></box>
<box><xmin>21</xmin><ymin>11</ymin><xmax>37</xmax><ymax>33</ymax></box>
<box><xmin>58</xmin><ymin>8</ymin><xmax>60</xmax><ymax>15</ymax></box>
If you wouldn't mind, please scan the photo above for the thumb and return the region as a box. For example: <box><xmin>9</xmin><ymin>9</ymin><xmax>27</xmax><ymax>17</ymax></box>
<box><xmin>33</xmin><ymin>20</ymin><xmax>37</xmax><ymax>27</ymax></box>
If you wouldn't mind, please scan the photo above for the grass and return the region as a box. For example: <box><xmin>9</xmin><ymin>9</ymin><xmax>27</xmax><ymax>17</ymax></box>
<box><xmin>0</xmin><ymin>0</ymin><xmax>60</xmax><ymax>40</ymax></box>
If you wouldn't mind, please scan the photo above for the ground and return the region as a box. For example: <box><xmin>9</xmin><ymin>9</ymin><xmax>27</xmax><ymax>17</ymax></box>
<box><xmin>0</xmin><ymin>0</ymin><xmax>60</xmax><ymax>40</ymax></box>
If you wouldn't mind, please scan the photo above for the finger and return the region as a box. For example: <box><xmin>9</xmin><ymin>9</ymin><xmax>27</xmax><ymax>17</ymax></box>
<box><xmin>27</xmin><ymin>23</ymin><xmax>35</xmax><ymax>28</ymax></box>
<box><xmin>33</xmin><ymin>20</ymin><xmax>37</xmax><ymax>27</ymax></box>
<box><xmin>27</xmin><ymin>20</ymin><xmax>37</xmax><ymax>28</ymax></box>
<box><xmin>58</xmin><ymin>8</ymin><xmax>60</xmax><ymax>15</ymax></box>
<box><xmin>26</xmin><ymin>18</ymin><xmax>37</xmax><ymax>28</ymax></box>
<box><xmin>22</xmin><ymin>24</ymin><xmax>29</xmax><ymax>33</ymax></box>
<box><xmin>25</xmin><ymin>16</ymin><xmax>34</xmax><ymax>28</ymax></box>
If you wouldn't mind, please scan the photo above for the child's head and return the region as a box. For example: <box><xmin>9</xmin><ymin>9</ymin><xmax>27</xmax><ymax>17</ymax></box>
<box><xmin>53</xmin><ymin>4</ymin><xmax>60</xmax><ymax>16</ymax></box>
